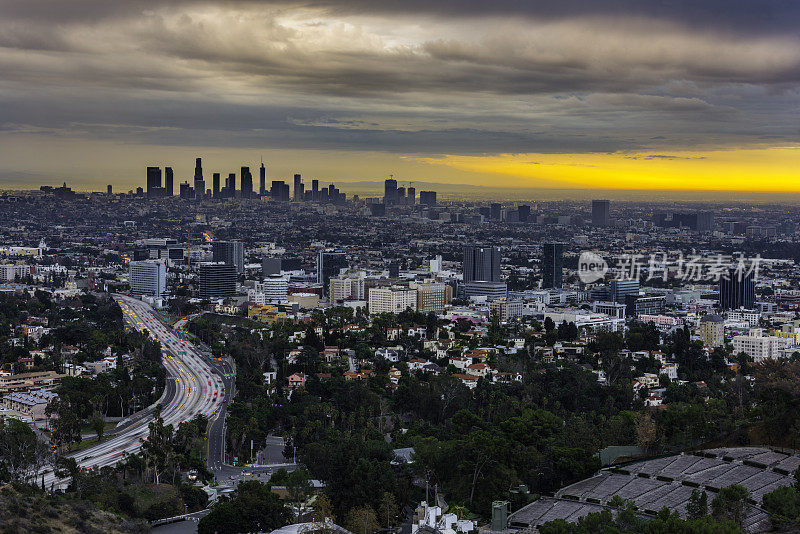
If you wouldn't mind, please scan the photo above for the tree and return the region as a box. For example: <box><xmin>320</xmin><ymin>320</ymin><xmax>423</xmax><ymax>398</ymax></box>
<box><xmin>0</xmin><ymin>417</ymin><xmax>50</xmax><ymax>483</ymax></box>
<box><xmin>711</xmin><ymin>484</ymin><xmax>750</xmax><ymax>526</ymax></box>
<box><xmin>141</xmin><ymin>406</ymin><xmax>174</xmax><ymax>484</ymax></box>
<box><xmin>686</xmin><ymin>489</ymin><xmax>709</xmax><ymax>519</ymax></box>
<box><xmin>90</xmin><ymin>412</ymin><xmax>105</xmax><ymax>441</ymax></box>
<box><xmin>286</xmin><ymin>468</ymin><xmax>313</xmax><ymax>521</ymax></box>
<box><xmin>199</xmin><ymin>481</ymin><xmax>289</xmax><ymax>534</ymax></box>
<box><xmin>378</xmin><ymin>492</ymin><xmax>398</xmax><ymax>529</ymax></box>
<box><xmin>762</xmin><ymin>486</ymin><xmax>800</xmax><ymax>529</ymax></box>
<box><xmin>345</xmin><ymin>505</ymin><xmax>379</xmax><ymax>534</ymax></box>
<box><xmin>311</xmin><ymin>493</ymin><xmax>335</xmax><ymax>523</ymax></box>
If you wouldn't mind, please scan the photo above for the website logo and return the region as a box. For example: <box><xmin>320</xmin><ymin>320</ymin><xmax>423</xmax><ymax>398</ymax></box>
<box><xmin>578</xmin><ymin>251</ymin><xmax>608</xmax><ymax>283</ymax></box>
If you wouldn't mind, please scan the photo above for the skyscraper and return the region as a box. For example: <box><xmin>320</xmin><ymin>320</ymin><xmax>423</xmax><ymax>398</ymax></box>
<box><xmin>271</xmin><ymin>181</ymin><xmax>290</xmax><ymax>201</ymax></box>
<box><xmin>407</xmin><ymin>187</ymin><xmax>416</xmax><ymax>205</ymax></box>
<box><xmin>227</xmin><ymin>173</ymin><xmax>236</xmax><ymax>197</ymax></box>
<box><xmin>720</xmin><ymin>268</ymin><xmax>755</xmax><ymax>310</ymax></box>
<box><xmin>294</xmin><ymin>174</ymin><xmax>303</xmax><ymax>201</ymax></box>
<box><xmin>463</xmin><ymin>245</ymin><xmax>501</xmax><ymax>283</ymax></box>
<box><xmin>212</xmin><ymin>173</ymin><xmax>220</xmax><ymax>198</ymax></box>
<box><xmin>610</xmin><ymin>279</ymin><xmax>640</xmax><ymax>304</ymax></box>
<box><xmin>317</xmin><ymin>251</ymin><xmax>348</xmax><ymax>296</ymax></box>
<box><xmin>241</xmin><ymin>166</ymin><xmax>252</xmax><ymax>199</ymax></box>
<box><xmin>312</xmin><ymin>179</ymin><xmax>319</xmax><ymax>201</ymax></box>
<box><xmin>259</xmin><ymin>162</ymin><xmax>266</xmax><ymax>196</ymax></box>
<box><xmin>107</xmin><ymin>184</ymin><xmax>113</xmax><ymax>195</ymax></box>
<box><xmin>420</xmin><ymin>191</ymin><xmax>437</xmax><ymax>205</ymax></box>
<box><xmin>542</xmin><ymin>243</ymin><xmax>564</xmax><ymax>289</ymax></box>
<box><xmin>697</xmin><ymin>211</ymin><xmax>715</xmax><ymax>232</ymax></box>
<box><xmin>164</xmin><ymin>167</ymin><xmax>173</xmax><ymax>196</ymax></box>
<box><xmin>592</xmin><ymin>199</ymin><xmax>610</xmax><ymax>226</ymax></box>
<box><xmin>146</xmin><ymin>167</ymin><xmax>161</xmax><ymax>197</ymax></box>
<box><xmin>198</xmin><ymin>262</ymin><xmax>236</xmax><ymax>299</ymax></box>
<box><xmin>129</xmin><ymin>260</ymin><xmax>167</xmax><ymax>298</ymax></box>
<box><xmin>212</xmin><ymin>240</ymin><xmax>245</xmax><ymax>274</ymax></box>
<box><xmin>384</xmin><ymin>178</ymin><xmax>398</xmax><ymax>205</ymax></box>
<box><xmin>193</xmin><ymin>158</ymin><xmax>205</xmax><ymax>199</ymax></box>
<box><xmin>490</xmin><ymin>203</ymin><xmax>502</xmax><ymax>220</ymax></box>
<box><xmin>518</xmin><ymin>205</ymin><xmax>530</xmax><ymax>222</ymax></box>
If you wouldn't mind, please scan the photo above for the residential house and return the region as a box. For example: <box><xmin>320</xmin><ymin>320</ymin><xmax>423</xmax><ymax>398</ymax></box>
<box><xmin>287</xmin><ymin>372</ymin><xmax>306</xmax><ymax>390</ymax></box>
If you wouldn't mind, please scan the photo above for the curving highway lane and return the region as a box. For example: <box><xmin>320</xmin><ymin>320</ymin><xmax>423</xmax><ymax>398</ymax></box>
<box><xmin>43</xmin><ymin>294</ymin><xmax>226</xmax><ymax>489</ymax></box>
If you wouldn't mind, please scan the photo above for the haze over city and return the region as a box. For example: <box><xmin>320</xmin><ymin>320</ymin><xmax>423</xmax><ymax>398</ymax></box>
<box><xmin>1</xmin><ymin>0</ymin><xmax>798</xmax><ymax>195</ymax></box>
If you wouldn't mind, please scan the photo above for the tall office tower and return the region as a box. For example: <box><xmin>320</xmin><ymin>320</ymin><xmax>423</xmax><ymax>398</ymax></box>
<box><xmin>198</xmin><ymin>262</ymin><xmax>237</xmax><ymax>299</ymax></box>
<box><xmin>407</xmin><ymin>187</ymin><xmax>416</xmax><ymax>205</ymax></box>
<box><xmin>697</xmin><ymin>211</ymin><xmax>715</xmax><ymax>232</ymax></box>
<box><xmin>241</xmin><ymin>167</ymin><xmax>253</xmax><ymax>199</ymax></box>
<box><xmin>107</xmin><ymin>184</ymin><xmax>113</xmax><ymax>195</ymax></box>
<box><xmin>328</xmin><ymin>184</ymin><xmax>335</xmax><ymax>201</ymax></box>
<box><xmin>227</xmin><ymin>173</ymin><xmax>236</xmax><ymax>197</ymax></box>
<box><xmin>293</xmin><ymin>174</ymin><xmax>302</xmax><ymax>201</ymax></box>
<box><xmin>384</xmin><ymin>178</ymin><xmax>398</xmax><ymax>205</ymax></box>
<box><xmin>320</xmin><ymin>188</ymin><xmax>329</xmax><ymax>203</ymax></box>
<box><xmin>212</xmin><ymin>240</ymin><xmax>245</xmax><ymax>274</ymax></box>
<box><xmin>490</xmin><ymin>203</ymin><xmax>502</xmax><ymax>220</ymax></box>
<box><xmin>259</xmin><ymin>163</ymin><xmax>266</xmax><ymax>196</ymax></box>
<box><xmin>462</xmin><ymin>245</ymin><xmax>501</xmax><ymax>283</ymax></box>
<box><xmin>179</xmin><ymin>181</ymin><xmax>193</xmax><ymax>198</ymax></box>
<box><xmin>397</xmin><ymin>187</ymin><xmax>406</xmax><ymax>205</ymax></box>
<box><xmin>129</xmin><ymin>260</ymin><xmax>167</xmax><ymax>297</ymax></box>
<box><xmin>193</xmin><ymin>158</ymin><xmax>204</xmax><ymax>198</ymax></box>
<box><xmin>542</xmin><ymin>243</ymin><xmax>564</xmax><ymax>289</ymax></box>
<box><xmin>518</xmin><ymin>205</ymin><xmax>530</xmax><ymax>222</ymax></box>
<box><xmin>271</xmin><ymin>181</ymin><xmax>290</xmax><ymax>201</ymax></box>
<box><xmin>592</xmin><ymin>199</ymin><xmax>610</xmax><ymax>226</ymax></box>
<box><xmin>672</xmin><ymin>213</ymin><xmax>698</xmax><ymax>229</ymax></box>
<box><xmin>420</xmin><ymin>191</ymin><xmax>437</xmax><ymax>205</ymax></box>
<box><xmin>312</xmin><ymin>179</ymin><xmax>319</xmax><ymax>201</ymax></box>
<box><xmin>610</xmin><ymin>279</ymin><xmax>640</xmax><ymax>304</ymax></box>
<box><xmin>146</xmin><ymin>166</ymin><xmax>161</xmax><ymax>197</ymax></box>
<box><xmin>164</xmin><ymin>167</ymin><xmax>173</xmax><ymax>196</ymax></box>
<box><xmin>720</xmin><ymin>268</ymin><xmax>755</xmax><ymax>310</ymax></box>
<box><xmin>212</xmin><ymin>173</ymin><xmax>220</xmax><ymax>198</ymax></box>
<box><xmin>317</xmin><ymin>251</ymin><xmax>348</xmax><ymax>296</ymax></box>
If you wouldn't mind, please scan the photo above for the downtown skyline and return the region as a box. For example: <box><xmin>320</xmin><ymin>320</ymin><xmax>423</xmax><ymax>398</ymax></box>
<box><xmin>0</xmin><ymin>0</ymin><xmax>799</xmax><ymax>194</ymax></box>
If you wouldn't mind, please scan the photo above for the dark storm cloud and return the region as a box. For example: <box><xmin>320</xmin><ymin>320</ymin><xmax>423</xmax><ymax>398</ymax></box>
<box><xmin>4</xmin><ymin>0</ymin><xmax>798</xmax><ymax>32</ymax></box>
<box><xmin>0</xmin><ymin>0</ymin><xmax>797</xmax><ymax>157</ymax></box>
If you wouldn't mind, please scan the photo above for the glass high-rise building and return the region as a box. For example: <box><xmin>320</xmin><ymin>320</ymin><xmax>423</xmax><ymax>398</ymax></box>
<box><xmin>317</xmin><ymin>251</ymin><xmax>348</xmax><ymax>296</ymax></box>
<box><xmin>193</xmin><ymin>158</ymin><xmax>204</xmax><ymax>198</ymax></box>
<box><xmin>384</xmin><ymin>178</ymin><xmax>398</xmax><ymax>205</ymax></box>
<box><xmin>146</xmin><ymin>167</ymin><xmax>161</xmax><ymax>196</ymax></box>
<box><xmin>212</xmin><ymin>240</ymin><xmax>245</xmax><ymax>274</ymax></box>
<box><xmin>241</xmin><ymin>167</ymin><xmax>253</xmax><ymax>199</ymax></box>
<box><xmin>198</xmin><ymin>262</ymin><xmax>236</xmax><ymax>299</ymax></box>
<box><xmin>542</xmin><ymin>243</ymin><xmax>564</xmax><ymax>289</ymax></box>
<box><xmin>720</xmin><ymin>268</ymin><xmax>755</xmax><ymax>310</ymax></box>
<box><xmin>164</xmin><ymin>167</ymin><xmax>173</xmax><ymax>196</ymax></box>
<box><xmin>463</xmin><ymin>245</ymin><xmax>501</xmax><ymax>283</ymax></box>
<box><xmin>592</xmin><ymin>199</ymin><xmax>610</xmax><ymax>226</ymax></box>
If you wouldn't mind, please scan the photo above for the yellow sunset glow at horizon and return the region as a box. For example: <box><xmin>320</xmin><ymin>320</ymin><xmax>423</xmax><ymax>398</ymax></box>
<box><xmin>414</xmin><ymin>146</ymin><xmax>800</xmax><ymax>192</ymax></box>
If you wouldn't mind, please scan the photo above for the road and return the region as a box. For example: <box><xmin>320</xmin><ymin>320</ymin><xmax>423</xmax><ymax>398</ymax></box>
<box><xmin>42</xmin><ymin>294</ymin><xmax>226</xmax><ymax>489</ymax></box>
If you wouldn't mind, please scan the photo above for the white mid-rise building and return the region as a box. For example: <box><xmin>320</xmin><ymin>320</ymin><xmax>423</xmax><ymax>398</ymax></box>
<box><xmin>253</xmin><ymin>274</ymin><xmax>289</xmax><ymax>302</ymax></box>
<box><xmin>129</xmin><ymin>260</ymin><xmax>166</xmax><ymax>298</ymax></box>
<box><xmin>0</xmin><ymin>263</ymin><xmax>31</xmax><ymax>282</ymax></box>
<box><xmin>329</xmin><ymin>276</ymin><xmax>366</xmax><ymax>303</ymax></box>
<box><xmin>733</xmin><ymin>328</ymin><xmax>790</xmax><ymax>362</ymax></box>
<box><xmin>368</xmin><ymin>286</ymin><xmax>418</xmax><ymax>314</ymax></box>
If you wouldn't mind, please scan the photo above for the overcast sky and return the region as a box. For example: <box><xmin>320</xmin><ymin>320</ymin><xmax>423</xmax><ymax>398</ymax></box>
<box><xmin>0</xmin><ymin>0</ymin><xmax>798</xmax><ymax>193</ymax></box>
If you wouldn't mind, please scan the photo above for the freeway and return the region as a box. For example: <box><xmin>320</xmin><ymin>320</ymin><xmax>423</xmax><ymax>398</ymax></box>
<box><xmin>43</xmin><ymin>294</ymin><xmax>226</xmax><ymax>489</ymax></box>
